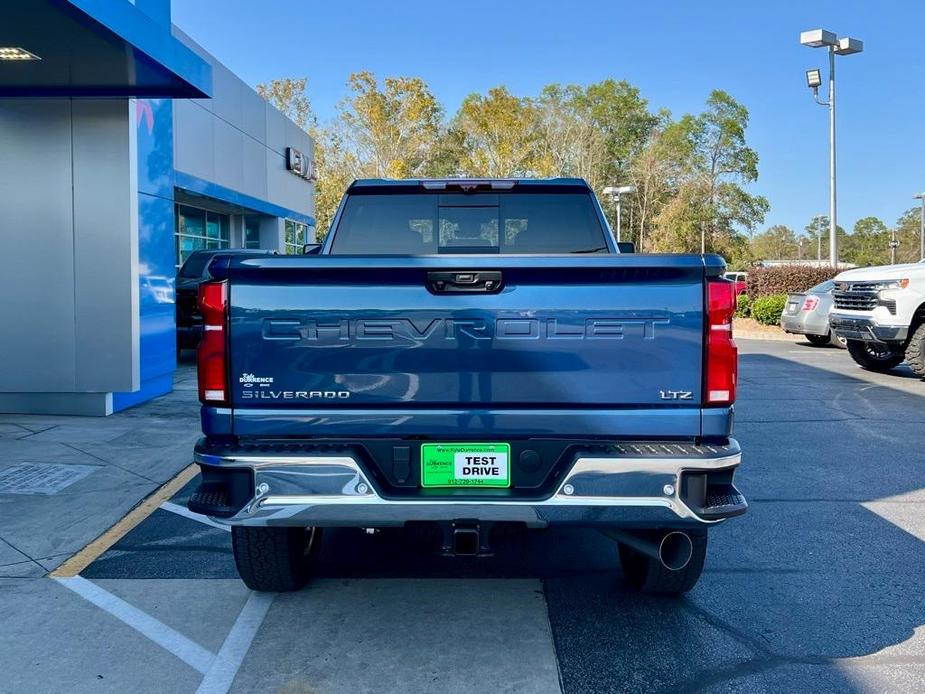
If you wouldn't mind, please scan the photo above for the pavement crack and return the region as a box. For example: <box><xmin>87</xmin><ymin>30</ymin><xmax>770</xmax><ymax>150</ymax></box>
<box><xmin>680</xmin><ymin>599</ymin><xmax>777</xmax><ymax>658</ymax></box>
<box><xmin>63</xmin><ymin>443</ymin><xmax>158</xmax><ymax>483</ymax></box>
<box><xmin>0</xmin><ymin>535</ymin><xmax>47</xmax><ymax>574</ymax></box>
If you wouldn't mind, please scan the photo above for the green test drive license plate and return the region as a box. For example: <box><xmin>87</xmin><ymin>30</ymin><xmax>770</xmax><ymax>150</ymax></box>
<box><xmin>420</xmin><ymin>443</ymin><xmax>511</xmax><ymax>487</ymax></box>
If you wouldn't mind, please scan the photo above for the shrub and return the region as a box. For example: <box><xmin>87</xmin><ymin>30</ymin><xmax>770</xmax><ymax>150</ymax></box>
<box><xmin>751</xmin><ymin>294</ymin><xmax>788</xmax><ymax>326</ymax></box>
<box><xmin>735</xmin><ymin>293</ymin><xmax>751</xmax><ymax>319</ymax></box>
<box><xmin>746</xmin><ymin>265</ymin><xmax>838</xmax><ymax>300</ymax></box>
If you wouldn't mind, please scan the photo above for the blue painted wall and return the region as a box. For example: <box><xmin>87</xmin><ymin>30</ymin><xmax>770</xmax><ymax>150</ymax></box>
<box><xmin>113</xmin><ymin>98</ymin><xmax>176</xmax><ymax>411</ymax></box>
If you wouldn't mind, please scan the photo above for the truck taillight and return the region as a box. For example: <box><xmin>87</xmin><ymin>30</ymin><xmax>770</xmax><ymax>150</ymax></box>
<box><xmin>197</xmin><ymin>280</ymin><xmax>228</xmax><ymax>405</ymax></box>
<box><xmin>705</xmin><ymin>279</ymin><xmax>737</xmax><ymax>405</ymax></box>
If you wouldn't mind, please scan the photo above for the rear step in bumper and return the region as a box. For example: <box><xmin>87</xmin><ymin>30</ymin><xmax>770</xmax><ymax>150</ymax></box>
<box><xmin>191</xmin><ymin>440</ymin><xmax>746</xmax><ymax>528</ymax></box>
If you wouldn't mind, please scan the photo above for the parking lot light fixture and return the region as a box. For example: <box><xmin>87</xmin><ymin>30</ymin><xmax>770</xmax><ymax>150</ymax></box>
<box><xmin>801</xmin><ymin>28</ymin><xmax>864</xmax><ymax>269</ymax></box>
<box><xmin>602</xmin><ymin>185</ymin><xmax>636</xmax><ymax>244</ymax></box>
<box><xmin>800</xmin><ymin>29</ymin><xmax>838</xmax><ymax>48</ymax></box>
<box><xmin>914</xmin><ymin>192</ymin><xmax>925</xmax><ymax>261</ymax></box>
<box><xmin>805</xmin><ymin>69</ymin><xmax>822</xmax><ymax>91</ymax></box>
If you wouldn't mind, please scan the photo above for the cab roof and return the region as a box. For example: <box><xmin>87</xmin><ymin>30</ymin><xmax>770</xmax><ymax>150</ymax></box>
<box><xmin>347</xmin><ymin>178</ymin><xmax>592</xmax><ymax>194</ymax></box>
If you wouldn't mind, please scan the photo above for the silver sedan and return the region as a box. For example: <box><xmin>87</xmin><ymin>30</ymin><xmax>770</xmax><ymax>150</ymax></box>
<box><xmin>780</xmin><ymin>280</ymin><xmax>847</xmax><ymax>348</ymax></box>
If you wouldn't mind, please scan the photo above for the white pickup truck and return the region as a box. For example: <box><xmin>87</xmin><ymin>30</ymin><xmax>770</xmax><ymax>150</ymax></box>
<box><xmin>829</xmin><ymin>261</ymin><xmax>925</xmax><ymax>377</ymax></box>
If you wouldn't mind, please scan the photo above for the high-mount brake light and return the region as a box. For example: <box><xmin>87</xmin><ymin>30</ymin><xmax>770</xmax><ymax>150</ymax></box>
<box><xmin>705</xmin><ymin>279</ymin><xmax>737</xmax><ymax>405</ymax></box>
<box><xmin>197</xmin><ymin>280</ymin><xmax>228</xmax><ymax>405</ymax></box>
<box><xmin>420</xmin><ymin>179</ymin><xmax>516</xmax><ymax>191</ymax></box>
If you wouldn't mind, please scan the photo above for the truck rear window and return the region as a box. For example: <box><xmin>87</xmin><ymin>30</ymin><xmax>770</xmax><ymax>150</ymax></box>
<box><xmin>330</xmin><ymin>192</ymin><xmax>608</xmax><ymax>254</ymax></box>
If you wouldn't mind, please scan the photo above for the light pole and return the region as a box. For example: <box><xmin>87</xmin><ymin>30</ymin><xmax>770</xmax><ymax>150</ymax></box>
<box><xmin>602</xmin><ymin>185</ymin><xmax>636</xmax><ymax>244</ymax></box>
<box><xmin>914</xmin><ymin>192</ymin><xmax>925</xmax><ymax>261</ymax></box>
<box><xmin>801</xmin><ymin>29</ymin><xmax>864</xmax><ymax>269</ymax></box>
<box><xmin>889</xmin><ymin>229</ymin><xmax>899</xmax><ymax>265</ymax></box>
<box><xmin>798</xmin><ymin>236</ymin><xmax>805</xmax><ymax>260</ymax></box>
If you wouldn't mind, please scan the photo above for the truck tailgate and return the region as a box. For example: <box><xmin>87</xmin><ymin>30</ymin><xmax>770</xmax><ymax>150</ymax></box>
<box><xmin>222</xmin><ymin>256</ymin><xmax>707</xmax><ymax>413</ymax></box>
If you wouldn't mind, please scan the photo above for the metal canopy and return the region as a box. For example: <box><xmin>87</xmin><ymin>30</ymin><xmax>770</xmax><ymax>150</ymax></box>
<box><xmin>0</xmin><ymin>0</ymin><xmax>211</xmax><ymax>98</ymax></box>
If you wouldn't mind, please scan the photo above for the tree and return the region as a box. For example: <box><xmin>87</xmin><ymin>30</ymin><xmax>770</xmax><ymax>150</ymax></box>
<box><xmin>254</xmin><ymin>76</ymin><xmax>774</xmax><ymax>258</ymax></box>
<box><xmin>256</xmin><ymin>77</ymin><xmax>338</xmax><ymax>235</ymax></box>
<box><xmin>802</xmin><ymin>215</ymin><xmax>848</xmax><ymax>262</ymax></box>
<box><xmin>310</xmin><ymin>128</ymin><xmax>354</xmax><ymax>237</ymax></box>
<box><xmin>695</xmin><ymin>91</ymin><xmax>768</xmax><ymax>249</ymax></box>
<box><xmin>651</xmin><ymin>91</ymin><xmax>768</xmax><ymax>254</ymax></box>
<box><xmin>625</xmin><ymin>110</ymin><xmax>683</xmax><ymax>252</ymax></box>
<box><xmin>893</xmin><ymin>208</ymin><xmax>924</xmax><ymax>264</ymax></box>
<box><xmin>580</xmin><ymin>79</ymin><xmax>657</xmax><ymax>179</ymax></box>
<box><xmin>751</xmin><ymin>225</ymin><xmax>798</xmax><ymax>260</ymax></box>
<box><xmin>804</xmin><ymin>215</ymin><xmax>827</xmax><ymax>261</ymax></box>
<box><xmin>532</xmin><ymin>83</ymin><xmax>606</xmax><ymax>184</ymax></box>
<box><xmin>336</xmin><ymin>71</ymin><xmax>443</xmax><ymax>179</ymax></box>
<box><xmin>452</xmin><ymin>86</ymin><xmax>540</xmax><ymax>177</ymax></box>
<box><xmin>256</xmin><ymin>77</ymin><xmax>316</xmax><ymax>132</ymax></box>
<box><xmin>257</xmin><ymin>73</ymin><xmax>448</xmax><ymax>234</ymax></box>
<box><xmin>532</xmin><ymin>80</ymin><xmax>658</xmax><ymax>241</ymax></box>
<box><xmin>844</xmin><ymin>216</ymin><xmax>889</xmax><ymax>266</ymax></box>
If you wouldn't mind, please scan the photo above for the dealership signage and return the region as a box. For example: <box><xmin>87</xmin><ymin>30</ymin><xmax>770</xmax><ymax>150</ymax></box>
<box><xmin>286</xmin><ymin>147</ymin><xmax>317</xmax><ymax>181</ymax></box>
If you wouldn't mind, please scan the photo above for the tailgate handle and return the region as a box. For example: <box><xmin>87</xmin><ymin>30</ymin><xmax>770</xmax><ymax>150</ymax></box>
<box><xmin>428</xmin><ymin>271</ymin><xmax>503</xmax><ymax>294</ymax></box>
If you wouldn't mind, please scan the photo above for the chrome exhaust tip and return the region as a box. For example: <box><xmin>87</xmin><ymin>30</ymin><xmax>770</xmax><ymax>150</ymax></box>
<box><xmin>658</xmin><ymin>531</ymin><xmax>693</xmax><ymax>571</ymax></box>
<box><xmin>604</xmin><ymin>529</ymin><xmax>694</xmax><ymax>572</ymax></box>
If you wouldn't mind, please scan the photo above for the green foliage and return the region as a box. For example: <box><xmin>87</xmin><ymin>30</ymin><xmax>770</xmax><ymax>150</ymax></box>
<box><xmin>452</xmin><ymin>86</ymin><xmax>539</xmax><ymax>177</ymax></box>
<box><xmin>735</xmin><ymin>293</ymin><xmax>751</xmax><ymax>319</ymax></box>
<box><xmin>750</xmin><ymin>294</ymin><xmax>787</xmax><ymax>326</ymax></box>
<box><xmin>651</xmin><ymin>90</ymin><xmax>768</xmax><ymax>254</ymax></box>
<box><xmin>256</xmin><ymin>77</ymin><xmax>316</xmax><ymax>132</ymax></box>
<box><xmin>892</xmin><ymin>207</ymin><xmax>923</xmax><ymax>264</ymax></box>
<box><xmin>338</xmin><ymin>71</ymin><xmax>444</xmax><ymax>179</ymax></box>
<box><xmin>751</xmin><ymin>214</ymin><xmax>908</xmax><ymax>268</ymax></box>
<box><xmin>746</xmin><ymin>265</ymin><xmax>838</xmax><ymax>299</ymax></box>
<box><xmin>751</xmin><ymin>225</ymin><xmax>797</xmax><ymax>260</ymax></box>
<box><xmin>257</xmin><ymin>76</ymin><xmax>769</xmax><ymax>253</ymax></box>
<box><xmin>531</xmin><ymin>81</ymin><xmax>654</xmax><ymax>197</ymax></box>
<box><xmin>843</xmin><ymin>216</ymin><xmax>890</xmax><ymax>266</ymax></box>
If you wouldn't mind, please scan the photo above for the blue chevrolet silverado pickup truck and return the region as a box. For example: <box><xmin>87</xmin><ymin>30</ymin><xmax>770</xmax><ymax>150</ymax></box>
<box><xmin>188</xmin><ymin>178</ymin><xmax>746</xmax><ymax>594</ymax></box>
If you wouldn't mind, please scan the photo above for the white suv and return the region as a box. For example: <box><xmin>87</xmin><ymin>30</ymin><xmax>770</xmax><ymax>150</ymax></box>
<box><xmin>829</xmin><ymin>261</ymin><xmax>925</xmax><ymax>377</ymax></box>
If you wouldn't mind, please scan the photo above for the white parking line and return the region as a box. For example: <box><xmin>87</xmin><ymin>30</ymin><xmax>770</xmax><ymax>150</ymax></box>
<box><xmin>54</xmin><ymin>576</ymin><xmax>215</xmax><ymax>674</ymax></box>
<box><xmin>161</xmin><ymin>501</ymin><xmax>231</xmax><ymax>532</ymax></box>
<box><xmin>196</xmin><ymin>591</ymin><xmax>275</xmax><ymax>694</ymax></box>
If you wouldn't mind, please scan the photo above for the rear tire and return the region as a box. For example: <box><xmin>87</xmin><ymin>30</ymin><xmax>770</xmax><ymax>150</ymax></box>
<box><xmin>846</xmin><ymin>340</ymin><xmax>905</xmax><ymax>373</ymax></box>
<box><xmin>904</xmin><ymin>324</ymin><xmax>925</xmax><ymax>378</ymax></box>
<box><xmin>806</xmin><ymin>333</ymin><xmax>830</xmax><ymax>347</ymax></box>
<box><xmin>618</xmin><ymin>529</ymin><xmax>707</xmax><ymax>595</ymax></box>
<box><xmin>231</xmin><ymin>526</ymin><xmax>322</xmax><ymax>592</ymax></box>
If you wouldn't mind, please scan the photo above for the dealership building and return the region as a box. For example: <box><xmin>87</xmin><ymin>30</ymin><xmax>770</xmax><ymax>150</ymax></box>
<box><xmin>0</xmin><ymin>0</ymin><xmax>316</xmax><ymax>415</ymax></box>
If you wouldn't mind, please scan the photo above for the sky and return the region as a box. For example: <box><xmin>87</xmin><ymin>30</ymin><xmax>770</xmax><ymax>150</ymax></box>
<box><xmin>172</xmin><ymin>0</ymin><xmax>925</xmax><ymax>236</ymax></box>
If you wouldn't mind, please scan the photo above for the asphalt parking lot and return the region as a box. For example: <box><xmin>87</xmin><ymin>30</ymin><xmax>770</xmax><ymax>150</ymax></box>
<box><xmin>3</xmin><ymin>339</ymin><xmax>924</xmax><ymax>693</ymax></box>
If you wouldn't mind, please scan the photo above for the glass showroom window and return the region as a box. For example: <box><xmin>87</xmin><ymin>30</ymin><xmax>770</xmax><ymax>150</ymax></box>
<box><xmin>244</xmin><ymin>217</ymin><xmax>261</xmax><ymax>249</ymax></box>
<box><xmin>285</xmin><ymin>219</ymin><xmax>309</xmax><ymax>254</ymax></box>
<box><xmin>175</xmin><ymin>205</ymin><xmax>230</xmax><ymax>267</ymax></box>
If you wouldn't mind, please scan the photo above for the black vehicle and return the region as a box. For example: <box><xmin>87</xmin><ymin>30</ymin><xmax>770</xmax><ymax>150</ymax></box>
<box><xmin>176</xmin><ymin>249</ymin><xmax>275</xmax><ymax>351</ymax></box>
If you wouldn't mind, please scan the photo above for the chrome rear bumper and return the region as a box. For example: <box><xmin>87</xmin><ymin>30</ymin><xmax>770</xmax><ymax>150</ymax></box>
<box><xmin>192</xmin><ymin>440</ymin><xmax>745</xmax><ymax>528</ymax></box>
